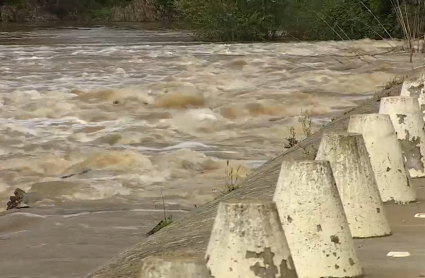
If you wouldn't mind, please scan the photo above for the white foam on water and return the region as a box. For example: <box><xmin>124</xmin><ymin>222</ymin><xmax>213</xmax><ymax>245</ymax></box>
<box><xmin>72</xmin><ymin>182</ymin><xmax>132</xmax><ymax>200</ymax></box>
<box><xmin>0</xmin><ymin>27</ymin><xmax>419</xmax><ymax>210</ymax></box>
<box><xmin>63</xmin><ymin>212</ymin><xmax>91</xmax><ymax>218</ymax></box>
<box><xmin>7</xmin><ymin>212</ymin><xmax>47</xmax><ymax>219</ymax></box>
<box><xmin>387</xmin><ymin>252</ymin><xmax>411</xmax><ymax>258</ymax></box>
<box><xmin>204</xmin><ymin>150</ymin><xmax>239</xmax><ymax>154</ymax></box>
<box><xmin>162</xmin><ymin>141</ymin><xmax>214</xmax><ymax>151</ymax></box>
<box><xmin>111</xmin><ymin>226</ymin><xmax>141</xmax><ymax>230</ymax></box>
<box><xmin>245</xmin><ymin>160</ymin><xmax>268</xmax><ymax>169</ymax></box>
<box><xmin>119</xmin><ymin>141</ymin><xmax>215</xmax><ymax>152</ymax></box>
<box><xmin>0</xmin><ymin>230</ymin><xmax>29</xmax><ymax>239</ymax></box>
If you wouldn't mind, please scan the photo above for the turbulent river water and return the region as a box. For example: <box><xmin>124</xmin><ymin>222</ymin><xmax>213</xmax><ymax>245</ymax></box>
<box><xmin>0</xmin><ymin>23</ymin><xmax>423</xmax><ymax>277</ymax></box>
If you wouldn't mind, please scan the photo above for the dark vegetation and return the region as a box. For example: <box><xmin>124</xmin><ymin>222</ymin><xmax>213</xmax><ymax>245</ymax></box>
<box><xmin>1</xmin><ymin>0</ymin><xmax>424</xmax><ymax>45</ymax></box>
<box><xmin>0</xmin><ymin>0</ymin><xmax>175</xmax><ymax>21</ymax></box>
<box><xmin>175</xmin><ymin>0</ymin><xmax>425</xmax><ymax>41</ymax></box>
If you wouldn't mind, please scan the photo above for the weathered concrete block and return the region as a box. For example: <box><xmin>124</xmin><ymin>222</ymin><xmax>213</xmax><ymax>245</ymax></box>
<box><xmin>316</xmin><ymin>132</ymin><xmax>392</xmax><ymax>238</ymax></box>
<box><xmin>274</xmin><ymin>160</ymin><xmax>362</xmax><ymax>278</ymax></box>
<box><xmin>400</xmin><ymin>80</ymin><xmax>425</xmax><ymax>115</ymax></box>
<box><xmin>205</xmin><ymin>200</ymin><xmax>297</xmax><ymax>278</ymax></box>
<box><xmin>138</xmin><ymin>256</ymin><xmax>212</xmax><ymax>278</ymax></box>
<box><xmin>379</xmin><ymin>96</ymin><xmax>425</xmax><ymax>178</ymax></box>
<box><xmin>348</xmin><ymin>114</ymin><xmax>416</xmax><ymax>204</ymax></box>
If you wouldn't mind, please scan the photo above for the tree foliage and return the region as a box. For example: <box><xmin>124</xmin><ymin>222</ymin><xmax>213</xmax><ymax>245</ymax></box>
<box><xmin>2</xmin><ymin>0</ymin><xmax>424</xmax><ymax>43</ymax></box>
<box><xmin>0</xmin><ymin>0</ymin><xmax>167</xmax><ymax>21</ymax></box>
<box><xmin>175</xmin><ymin>0</ymin><xmax>288</xmax><ymax>41</ymax></box>
<box><xmin>175</xmin><ymin>0</ymin><xmax>414</xmax><ymax>41</ymax></box>
<box><xmin>300</xmin><ymin>0</ymin><xmax>399</xmax><ymax>40</ymax></box>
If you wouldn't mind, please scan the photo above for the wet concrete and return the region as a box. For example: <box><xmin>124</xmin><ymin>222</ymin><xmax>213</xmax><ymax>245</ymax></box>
<box><xmin>354</xmin><ymin>177</ymin><xmax>425</xmax><ymax>278</ymax></box>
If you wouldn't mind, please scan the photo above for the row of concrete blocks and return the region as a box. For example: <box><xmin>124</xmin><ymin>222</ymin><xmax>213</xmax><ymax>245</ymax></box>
<box><xmin>137</xmin><ymin>84</ymin><xmax>425</xmax><ymax>278</ymax></box>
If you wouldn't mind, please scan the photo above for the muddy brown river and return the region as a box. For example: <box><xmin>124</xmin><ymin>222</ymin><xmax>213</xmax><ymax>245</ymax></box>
<box><xmin>0</xmin><ymin>22</ymin><xmax>423</xmax><ymax>277</ymax></box>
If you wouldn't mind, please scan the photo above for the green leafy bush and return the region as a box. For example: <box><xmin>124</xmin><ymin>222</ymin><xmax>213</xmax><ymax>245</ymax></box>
<box><xmin>0</xmin><ymin>0</ymin><xmax>163</xmax><ymax>21</ymax></box>
<box><xmin>175</xmin><ymin>0</ymin><xmax>288</xmax><ymax>41</ymax></box>
<box><xmin>155</xmin><ymin>0</ymin><xmax>176</xmax><ymax>18</ymax></box>
<box><xmin>311</xmin><ymin>0</ymin><xmax>398</xmax><ymax>40</ymax></box>
<box><xmin>175</xmin><ymin>0</ymin><xmax>406</xmax><ymax>41</ymax></box>
<box><xmin>280</xmin><ymin>0</ymin><xmax>401</xmax><ymax>40</ymax></box>
<box><xmin>90</xmin><ymin>7</ymin><xmax>112</xmax><ymax>20</ymax></box>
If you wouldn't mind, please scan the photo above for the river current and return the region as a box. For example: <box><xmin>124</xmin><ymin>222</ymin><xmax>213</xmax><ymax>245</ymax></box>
<box><xmin>0</xmin><ymin>23</ymin><xmax>423</xmax><ymax>277</ymax></box>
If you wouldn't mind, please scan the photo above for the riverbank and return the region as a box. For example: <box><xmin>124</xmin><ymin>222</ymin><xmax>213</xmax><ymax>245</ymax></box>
<box><xmin>85</xmin><ymin>67</ymin><xmax>425</xmax><ymax>277</ymax></box>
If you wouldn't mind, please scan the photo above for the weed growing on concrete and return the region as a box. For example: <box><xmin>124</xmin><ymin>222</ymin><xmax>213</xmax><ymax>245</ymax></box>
<box><xmin>295</xmin><ymin>110</ymin><xmax>318</xmax><ymax>157</ymax></box>
<box><xmin>373</xmin><ymin>75</ymin><xmax>407</xmax><ymax>101</ymax></box>
<box><xmin>222</xmin><ymin>160</ymin><xmax>242</xmax><ymax>194</ymax></box>
<box><xmin>146</xmin><ymin>191</ymin><xmax>174</xmax><ymax>236</ymax></box>
<box><xmin>284</xmin><ymin>110</ymin><xmax>313</xmax><ymax>149</ymax></box>
<box><xmin>300</xmin><ymin>110</ymin><xmax>313</xmax><ymax>138</ymax></box>
<box><xmin>383</xmin><ymin>75</ymin><xmax>405</xmax><ymax>90</ymax></box>
<box><xmin>285</xmin><ymin>126</ymin><xmax>299</xmax><ymax>149</ymax></box>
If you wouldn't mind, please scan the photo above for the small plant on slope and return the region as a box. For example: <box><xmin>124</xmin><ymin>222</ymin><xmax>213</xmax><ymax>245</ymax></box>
<box><xmin>222</xmin><ymin>160</ymin><xmax>243</xmax><ymax>194</ymax></box>
<box><xmin>146</xmin><ymin>191</ymin><xmax>173</xmax><ymax>236</ymax></box>
<box><xmin>285</xmin><ymin>126</ymin><xmax>299</xmax><ymax>149</ymax></box>
<box><xmin>298</xmin><ymin>110</ymin><xmax>318</xmax><ymax>157</ymax></box>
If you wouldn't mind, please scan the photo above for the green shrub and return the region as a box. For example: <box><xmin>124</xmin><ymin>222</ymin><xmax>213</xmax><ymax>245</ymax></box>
<box><xmin>175</xmin><ymin>0</ymin><xmax>288</xmax><ymax>41</ymax></box>
<box><xmin>155</xmin><ymin>0</ymin><xmax>176</xmax><ymax>18</ymax></box>
<box><xmin>175</xmin><ymin>0</ymin><xmax>408</xmax><ymax>41</ymax></box>
<box><xmin>283</xmin><ymin>0</ymin><xmax>400</xmax><ymax>40</ymax></box>
<box><xmin>1</xmin><ymin>0</ymin><xmax>421</xmax><ymax>42</ymax></box>
<box><xmin>90</xmin><ymin>7</ymin><xmax>112</xmax><ymax>20</ymax></box>
<box><xmin>315</xmin><ymin>0</ymin><xmax>398</xmax><ymax>40</ymax></box>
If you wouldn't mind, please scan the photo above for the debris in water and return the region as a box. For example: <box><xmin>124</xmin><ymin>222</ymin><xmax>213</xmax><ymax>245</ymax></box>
<box><xmin>61</xmin><ymin>168</ymin><xmax>91</xmax><ymax>179</ymax></box>
<box><xmin>6</xmin><ymin>188</ymin><xmax>27</xmax><ymax>210</ymax></box>
<box><xmin>146</xmin><ymin>215</ymin><xmax>173</xmax><ymax>236</ymax></box>
<box><xmin>387</xmin><ymin>251</ymin><xmax>411</xmax><ymax>257</ymax></box>
<box><xmin>146</xmin><ymin>191</ymin><xmax>174</xmax><ymax>236</ymax></box>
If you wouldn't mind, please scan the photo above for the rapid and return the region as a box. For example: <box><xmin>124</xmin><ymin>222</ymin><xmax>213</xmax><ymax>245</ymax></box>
<box><xmin>0</xmin><ymin>22</ymin><xmax>422</xmax><ymax>277</ymax></box>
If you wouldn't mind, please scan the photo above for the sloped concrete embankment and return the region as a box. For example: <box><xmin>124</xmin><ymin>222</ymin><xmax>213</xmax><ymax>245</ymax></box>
<box><xmin>87</xmin><ymin>69</ymin><xmax>425</xmax><ymax>278</ymax></box>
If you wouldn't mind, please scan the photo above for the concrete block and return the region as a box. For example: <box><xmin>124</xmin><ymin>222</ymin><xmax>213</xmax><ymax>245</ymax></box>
<box><xmin>316</xmin><ymin>132</ymin><xmax>392</xmax><ymax>238</ymax></box>
<box><xmin>380</xmin><ymin>96</ymin><xmax>425</xmax><ymax>178</ymax></box>
<box><xmin>274</xmin><ymin>160</ymin><xmax>362</xmax><ymax>278</ymax></box>
<box><xmin>205</xmin><ymin>199</ymin><xmax>297</xmax><ymax>278</ymax></box>
<box><xmin>400</xmin><ymin>80</ymin><xmax>425</xmax><ymax>115</ymax></box>
<box><xmin>138</xmin><ymin>256</ymin><xmax>212</xmax><ymax>278</ymax></box>
<box><xmin>348</xmin><ymin>114</ymin><xmax>416</xmax><ymax>204</ymax></box>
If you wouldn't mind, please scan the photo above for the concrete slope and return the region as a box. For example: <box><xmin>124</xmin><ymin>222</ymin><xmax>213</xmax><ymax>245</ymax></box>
<box><xmin>86</xmin><ymin>77</ymin><xmax>422</xmax><ymax>278</ymax></box>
